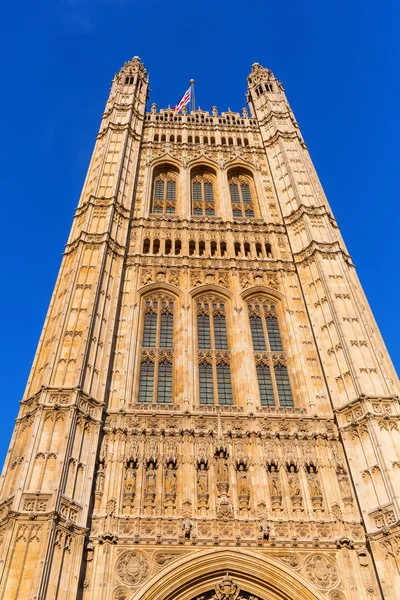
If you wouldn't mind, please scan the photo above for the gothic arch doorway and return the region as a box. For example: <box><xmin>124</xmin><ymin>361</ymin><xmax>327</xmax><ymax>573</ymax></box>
<box><xmin>128</xmin><ymin>549</ymin><xmax>326</xmax><ymax>600</ymax></box>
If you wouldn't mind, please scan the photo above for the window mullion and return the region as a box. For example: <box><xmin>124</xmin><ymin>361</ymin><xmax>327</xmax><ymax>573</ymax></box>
<box><xmin>212</xmin><ymin>357</ymin><xmax>219</xmax><ymax>406</ymax></box>
<box><xmin>261</xmin><ymin>313</ymin><xmax>270</xmax><ymax>353</ymax></box>
<box><xmin>153</xmin><ymin>357</ymin><xmax>159</xmax><ymax>404</ymax></box>
<box><xmin>269</xmin><ymin>357</ymin><xmax>280</xmax><ymax>407</ymax></box>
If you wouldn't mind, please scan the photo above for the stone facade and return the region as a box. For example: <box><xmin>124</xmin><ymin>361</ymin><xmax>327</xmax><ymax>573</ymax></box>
<box><xmin>0</xmin><ymin>57</ymin><xmax>399</xmax><ymax>600</ymax></box>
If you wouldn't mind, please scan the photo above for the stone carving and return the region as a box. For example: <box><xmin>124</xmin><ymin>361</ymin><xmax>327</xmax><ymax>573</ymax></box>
<box><xmin>275</xmin><ymin>554</ymin><xmax>301</xmax><ymax>569</ymax></box>
<box><xmin>337</xmin><ymin>468</ymin><xmax>353</xmax><ymax>505</ymax></box>
<box><xmin>307</xmin><ymin>464</ymin><xmax>323</xmax><ymax>510</ymax></box>
<box><xmin>329</xmin><ymin>591</ymin><xmax>346</xmax><ymax>600</ymax></box>
<box><xmin>267</xmin><ymin>463</ymin><xmax>282</xmax><ymax>509</ymax></box>
<box><xmin>236</xmin><ymin>462</ymin><xmax>250</xmax><ymax>512</ymax></box>
<box><xmin>197</xmin><ymin>461</ymin><xmax>209</xmax><ymax>494</ymax></box>
<box><xmin>164</xmin><ymin>461</ymin><xmax>177</xmax><ymax>513</ymax></box>
<box><xmin>114</xmin><ymin>586</ymin><xmax>130</xmax><ymax>600</ymax></box>
<box><xmin>304</xmin><ymin>554</ymin><xmax>338</xmax><ymax>589</ymax></box>
<box><xmin>287</xmin><ymin>464</ymin><xmax>303</xmax><ymax>509</ymax></box>
<box><xmin>213</xmin><ymin>573</ymin><xmax>240</xmax><ymax>600</ymax></box>
<box><xmin>122</xmin><ymin>461</ymin><xmax>137</xmax><ymax>512</ymax></box>
<box><xmin>215</xmin><ymin>450</ymin><xmax>232</xmax><ymax>517</ymax></box>
<box><xmin>216</xmin><ymin>451</ymin><xmax>229</xmax><ymax>484</ymax></box>
<box><xmin>144</xmin><ymin>460</ymin><xmax>157</xmax><ymax>513</ymax></box>
<box><xmin>155</xmin><ymin>552</ymin><xmax>180</xmax><ymax>566</ymax></box>
<box><xmin>182</xmin><ymin>518</ymin><xmax>193</xmax><ymax>539</ymax></box>
<box><xmin>116</xmin><ymin>551</ymin><xmax>150</xmax><ymax>586</ymax></box>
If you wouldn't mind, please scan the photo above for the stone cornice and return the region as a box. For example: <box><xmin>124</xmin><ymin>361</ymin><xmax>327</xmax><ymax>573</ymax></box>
<box><xmin>283</xmin><ymin>204</ymin><xmax>337</xmax><ymax>227</ymax></box>
<box><xmin>96</xmin><ymin>122</ymin><xmax>143</xmax><ymax>141</ymax></box>
<box><xmin>64</xmin><ymin>231</ymin><xmax>127</xmax><ymax>256</ymax></box>
<box><xmin>131</xmin><ymin>216</ymin><xmax>286</xmax><ymax>235</ymax></box>
<box><xmin>292</xmin><ymin>240</ymin><xmax>353</xmax><ymax>266</ymax></box>
<box><xmin>75</xmin><ymin>195</ymin><xmax>132</xmax><ymax>220</ymax></box>
<box><xmin>125</xmin><ymin>255</ymin><xmax>296</xmax><ymax>273</ymax></box>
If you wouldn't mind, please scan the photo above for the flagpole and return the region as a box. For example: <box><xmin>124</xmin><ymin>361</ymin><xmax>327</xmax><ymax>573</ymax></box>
<box><xmin>190</xmin><ymin>79</ymin><xmax>195</xmax><ymax>112</ymax></box>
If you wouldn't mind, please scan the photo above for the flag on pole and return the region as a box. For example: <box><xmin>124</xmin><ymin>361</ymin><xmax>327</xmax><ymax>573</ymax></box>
<box><xmin>173</xmin><ymin>87</ymin><xmax>191</xmax><ymax>112</ymax></box>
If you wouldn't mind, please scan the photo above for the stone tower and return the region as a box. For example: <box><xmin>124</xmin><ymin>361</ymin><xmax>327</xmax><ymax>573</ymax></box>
<box><xmin>0</xmin><ymin>57</ymin><xmax>399</xmax><ymax>600</ymax></box>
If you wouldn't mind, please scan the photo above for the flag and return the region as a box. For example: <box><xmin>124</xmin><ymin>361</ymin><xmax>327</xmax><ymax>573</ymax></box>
<box><xmin>173</xmin><ymin>87</ymin><xmax>191</xmax><ymax>112</ymax></box>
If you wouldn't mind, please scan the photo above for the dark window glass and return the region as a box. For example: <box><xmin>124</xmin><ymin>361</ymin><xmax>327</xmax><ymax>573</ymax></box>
<box><xmin>275</xmin><ymin>364</ymin><xmax>293</xmax><ymax>406</ymax></box>
<box><xmin>138</xmin><ymin>359</ymin><xmax>154</xmax><ymax>403</ymax></box>
<box><xmin>160</xmin><ymin>310</ymin><xmax>174</xmax><ymax>347</ymax></box>
<box><xmin>199</xmin><ymin>362</ymin><xmax>214</xmax><ymax>405</ymax></box>
<box><xmin>143</xmin><ymin>311</ymin><xmax>157</xmax><ymax>347</ymax></box>
<box><xmin>155</xmin><ymin>180</ymin><xmax>164</xmax><ymax>199</ymax></box>
<box><xmin>230</xmin><ymin>183</ymin><xmax>240</xmax><ymax>203</ymax></box>
<box><xmin>266</xmin><ymin>316</ymin><xmax>283</xmax><ymax>352</ymax></box>
<box><xmin>217</xmin><ymin>361</ymin><xmax>232</xmax><ymax>405</ymax></box>
<box><xmin>166</xmin><ymin>180</ymin><xmax>176</xmax><ymax>200</ymax></box>
<box><xmin>193</xmin><ymin>181</ymin><xmax>202</xmax><ymax>201</ymax></box>
<box><xmin>197</xmin><ymin>313</ymin><xmax>211</xmax><ymax>349</ymax></box>
<box><xmin>241</xmin><ymin>184</ymin><xmax>252</xmax><ymax>203</ymax></box>
<box><xmin>204</xmin><ymin>182</ymin><xmax>214</xmax><ymax>202</ymax></box>
<box><xmin>250</xmin><ymin>315</ymin><xmax>266</xmax><ymax>351</ymax></box>
<box><xmin>213</xmin><ymin>313</ymin><xmax>228</xmax><ymax>349</ymax></box>
<box><xmin>257</xmin><ymin>363</ymin><xmax>274</xmax><ymax>406</ymax></box>
<box><xmin>157</xmin><ymin>360</ymin><xmax>173</xmax><ymax>403</ymax></box>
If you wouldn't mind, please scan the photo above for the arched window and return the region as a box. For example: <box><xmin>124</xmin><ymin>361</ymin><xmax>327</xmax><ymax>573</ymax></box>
<box><xmin>151</xmin><ymin>165</ymin><xmax>179</xmax><ymax>215</ymax></box>
<box><xmin>229</xmin><ymin>172</ymin><xmax>256</xmax><ymax>218</ymax></box>
<box><xmin>247</xmin><ymin>297</ymin><xmax>293</xmax><ymax>408</ymax></box>
<box><xmin>191</xmin><ymin>168</ymin><xmax>216</xmax><ymax>217</ymax></box>
<box><xmin>138</xmin><ymin>294</ymin><xmax>175</xmax><ymax>404</ymax></box>
<box><xmin>196</xmin><ymin>295</ymin><xmax>232</xmax><ymax>406</ymax></box>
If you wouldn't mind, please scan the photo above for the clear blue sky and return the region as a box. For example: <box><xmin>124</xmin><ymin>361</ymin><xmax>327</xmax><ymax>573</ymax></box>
<box><xmin>0</xmin><ymin>0</ymin><xmax>397</xmax><ymax>465</ymax></box>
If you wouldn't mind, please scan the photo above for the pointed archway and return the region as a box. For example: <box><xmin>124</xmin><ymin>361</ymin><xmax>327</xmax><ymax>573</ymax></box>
<box><xmin>128</xmin><ymin>548</ymin><xmax>327</xmax><ymax>600</ymax></box>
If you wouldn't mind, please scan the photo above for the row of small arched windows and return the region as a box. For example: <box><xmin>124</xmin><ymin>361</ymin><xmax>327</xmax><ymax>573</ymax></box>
<box><xmin>142</xmin><ymin>237</ymin><xmax>272</xmax><ymax>259</ymax></box>
<box><xmin>153</xmin><ymin>133</ymin><xmax>250</xmax><ymax>146</ymax></box>
<box><xmin>137</xmin><ymin>293</ymin><xmax>293</xmax><ymax>408</ymax></box>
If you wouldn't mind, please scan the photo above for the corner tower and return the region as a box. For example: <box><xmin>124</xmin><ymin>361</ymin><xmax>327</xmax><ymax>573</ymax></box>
<box><xmin>0</xmin><ymin>59</ymin><xmax>398</xmax><ymax>600</ymax></box>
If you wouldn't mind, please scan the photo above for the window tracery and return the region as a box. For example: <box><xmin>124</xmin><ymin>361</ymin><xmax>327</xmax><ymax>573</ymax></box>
<box><xmin>192</xmin><ymin>171</ymin><xmax>216</xmax><ymax>217</ymax></box>
<box><xmin>151</xmin><ymin>168</ymin><xmax>178</xmax><ymax>215</ymax></box>
<box><xmin>229</xmin><ymin>174</ymin><xmax>256</xmax><ymax>218</ymax></box>
<box><xmin>196</xmin><ymin>295</ymin><xmax>232</xmax><ymax>405</ymax></box>
<box><xmin>247</xmin><ymin>297</ymin><xmax>293</xmax><ymax>407</ymax></box>
<box><xmin>138</xmin><ymin>293</ymin><xmax>175</xmax><ymax>404</ymax></box>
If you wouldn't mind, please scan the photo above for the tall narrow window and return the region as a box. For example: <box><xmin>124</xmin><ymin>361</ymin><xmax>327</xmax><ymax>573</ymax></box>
<box><xmin>138</xmin><ymin>294</ymin><xmax>175</xmax><ymax>404</ymax></box>
<box><xmin>192</xmin><ymin>170</ymin><xmax>216</xmax><ymax>216</ymax></box>
<box><xmin>247</xmin><ymin>297</ymin><xmax>293</xmax><ymax>407</ymax></box>
<box><xmin>196</xmin><ymin>296</ymin><xmax>232</xmax><ymax>406</ymax></box>
<box><xmin>151</xmin><ymin>166</ymin><xmax>179</xmax><ymax>215</ymax></box>
<box><xmin>228</xmin><ymin>173</ymin><xmax>256</xmax><ymax>218</ymax></box>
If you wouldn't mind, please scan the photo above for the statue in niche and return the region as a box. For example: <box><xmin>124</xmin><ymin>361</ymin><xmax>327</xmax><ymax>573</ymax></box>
<box><xmin>197</xmin><ymin>462</ymin><xmax>208</xmax><ymax>494</ymax></box>
<box><xmin>288</xmin><ymin>465</ymin><xmax>302</xmax><ymax>508</ymax></box>
<box><xmin>268</xmin><ymin>464</ymin><xmax>282</xmax><ymax>496</ymax></box>
<box><xmin>165</xmin><ymin>462</ymin><xmax>176</xmax><ymax>495</ymax></box>
<box><xmin>145</xmin><ymin>461</ymin><xmax>157</xmax><ymax>494</ymax></box>
<box><xmin>216</xmin><ymin>451</ymin><xmax>228</xmax><ymax>483</ymax></box>
<box><xmin>182</xmin><ymin>518</ymin><xmax>193</xmax><ymax>539</ymax></box>
<box><xmin>308</xmin><ymin>465</ymin><xmax>322</xmax><ymax>498</ymax></box>
<box><xmin>124</xmin><ymin>461</ymin><xmax>136</xmax><ymax>495</ymax></box>
<box><xmin>95</xmin><ymin>464</ymin><xmax>105</xmax><ymax>494</ymax></box>
<box><xmin>337</xmin><ymin>469</ymin><xmax>352</xmax><ymax>499</ymax></box>
<box><xmin>260</xmin><ymin>519</ymin><xmax>270</xmax><ymax>540</ymax></box>
<box><xmin>237</xmin><ymin>463</ymin><xmax>249</xmax><ymax>496</ymax></box>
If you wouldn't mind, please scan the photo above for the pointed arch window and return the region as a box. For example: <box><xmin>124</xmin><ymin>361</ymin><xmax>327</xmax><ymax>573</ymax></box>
<box><xmin>151</xmin><ymin>167</ymin><xmax>179</xmax><ymax>215</ymax></box>
<box><xmin>138</xmin><ymin>294</ymin><xmax>175</xmax><ymax>404</ymax></box>
<box><xmin>196</xmin><ymin>296</ymin><xmax>232</xmax><ymax>405</ymax></box>
<box><xmin>228</xmin><ymin>173</ymin><xmax>256</xmax><ymax>218</ymax></box>
<box><xmin>247</xmin><ymin>297</ymin><xmax>293</xmax><ymax>407</ymax></box>
<box><xmin>192</xmin><ymin>170</ymin><xmax>216</xmax><ymax>217</ymax></box>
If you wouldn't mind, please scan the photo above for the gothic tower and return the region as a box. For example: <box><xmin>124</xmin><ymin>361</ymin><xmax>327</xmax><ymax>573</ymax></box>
<box><xmin>0</xmin><ymin>58</ymin><xmax>399</xmax><ymax>600</ymax></box>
